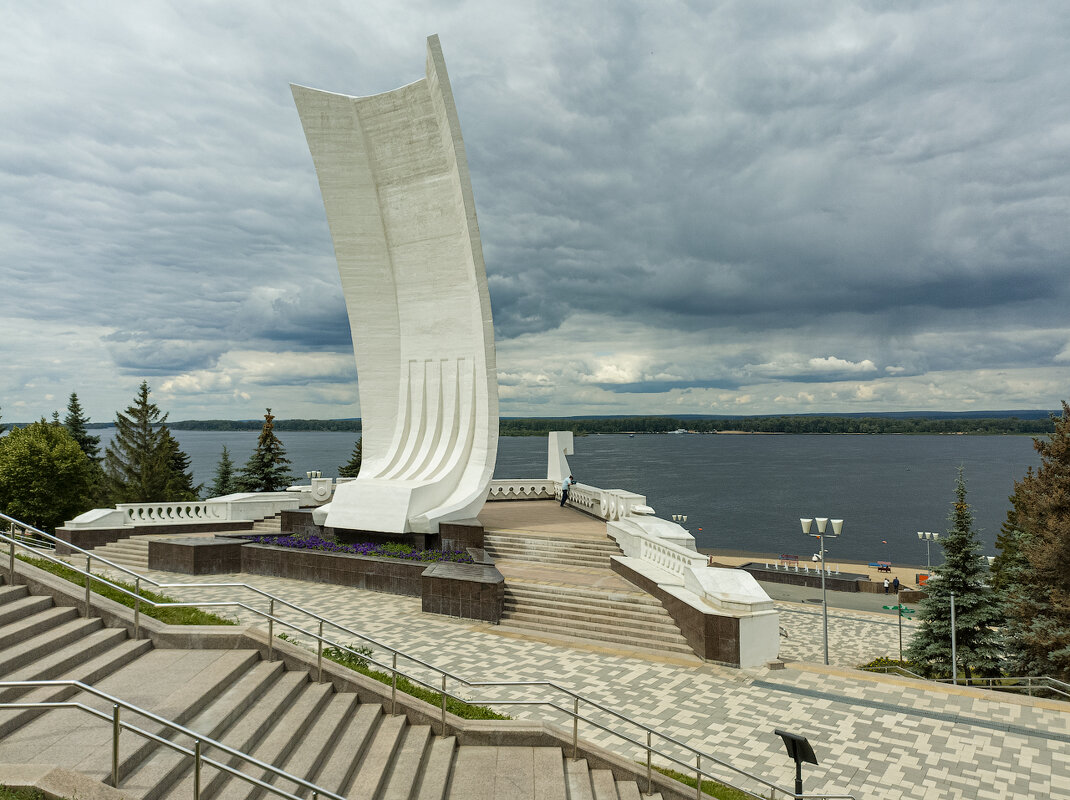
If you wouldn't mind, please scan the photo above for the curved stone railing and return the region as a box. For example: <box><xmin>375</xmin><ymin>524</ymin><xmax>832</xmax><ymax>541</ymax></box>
<box><xmin>567</xmin><ymin>484</ymin><xmax>647</xmax><ymax>522</ymax></box>
<box><xmin>638</xmin><ymin>534</ymin><xmax>706</xmax><ymax>580</ymax></box>
<box><xmin>487</xmin><ymin>480</ymin><xmax>556</xmax><ymax>500</ymax></box>
<box><xmin>488</xmin><ymin>480</ymin><xmax>648</xmax><ymax>521</ymax></box>
<box><xmin>118</xmin><ymin>502</ymin><xmax>228</xmax><ymax>525</ymax></box>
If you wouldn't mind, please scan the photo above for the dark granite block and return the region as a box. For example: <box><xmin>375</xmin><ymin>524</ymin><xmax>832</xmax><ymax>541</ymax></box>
<box><xmin>148</xmin><ymin>537</ymin><xmax>245</xmax><ymax>575</ymax></box>
<box><xmin>420</xmin><ymin>562</ymin><xmax>504</xmax><ymax>623</ymax></box>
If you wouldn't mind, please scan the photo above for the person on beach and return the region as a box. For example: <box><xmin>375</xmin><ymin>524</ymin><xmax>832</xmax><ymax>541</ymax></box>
<box><xmin>892</xmin><ymin>576</ymin><xmax>900</xmax><ymax>594</ymax></box>
<box><xmin>560</xmin><ymin>474</ymin><xmax>574</xmax><ymax>507</ymax></box>
<box><xmin>883</xmin><ymin>577</ymin><xmax>890</xmax><ymax>593</ymax></box>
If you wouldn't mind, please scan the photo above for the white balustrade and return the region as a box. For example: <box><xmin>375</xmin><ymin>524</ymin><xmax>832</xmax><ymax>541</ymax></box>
<box><xmin>118</xmin><ymin>503</ymin><xmax>226</xmax><ymax>525</ymax></box>
<box><xmin>486</xmin><ymin>480</ymin><xmax>556</xmax><ymax>501</ymax></box>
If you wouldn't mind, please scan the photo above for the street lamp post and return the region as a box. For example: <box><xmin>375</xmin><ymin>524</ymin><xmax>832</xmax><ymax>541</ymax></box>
<box><xmin>917</xmin><ymin>531</ymin><xmax>939</xmax><ymax>572</ymax></box>
<box><xmin>801</xmin><ymin>516</ymin><xmax>844</xmax><ymax>666</ymax></box>
<box><xmin>882</xmin><ymin>602</ymin><xmax>916</xmax><ymax>662</ymax></box>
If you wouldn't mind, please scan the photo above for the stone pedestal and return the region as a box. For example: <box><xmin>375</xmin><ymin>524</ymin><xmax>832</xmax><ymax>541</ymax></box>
<box><xmin>148</xmin><ymin>537</ymin><xmax>245</xmax><ymax>575</ymax></box>
<box><xmin>421</xmin><ymin>562</ymin><xmax>504</xmax><ymax>622</ymax></box>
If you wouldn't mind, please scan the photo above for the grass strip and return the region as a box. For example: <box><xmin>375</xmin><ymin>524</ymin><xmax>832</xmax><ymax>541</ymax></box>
<box><xmin>648</xmin><ymin>764</ymin><xmax>761</xmax><ymax>800</ymax></box>
<box><xmin>15</xmin><ymin>554</ymin><xmax>236</xmax><ymax>626</ymax></box>
<box><xmin>0</xmin><ymin>787</ymin><xmax>51</xmax><ymax>800</ymax></box>
<box><xmin>283</xmin><ymin>635</ymin><xmax>509</xmax><ymax>721</ymax></box>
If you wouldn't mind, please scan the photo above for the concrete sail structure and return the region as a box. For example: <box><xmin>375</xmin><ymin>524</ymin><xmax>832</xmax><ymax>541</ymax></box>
<box><xmin>292</xmin><ymin>35</ymin><xmax>498</xmax><ymax>533</ymax></box>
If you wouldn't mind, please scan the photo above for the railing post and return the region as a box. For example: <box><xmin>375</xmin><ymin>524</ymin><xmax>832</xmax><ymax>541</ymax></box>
<box><xmin>8</xmin><ymin>525</ymin><xmax>15</xmax><ymax>583</ymax></box>
<box><xmin>572</xmin><ymin>697</ymin><xmax>579</xmax><ymax>760</ymax></box>
<box><xmin>112</xmin><ymin>704</ymin><xmax>120</xmax><ymax>787</ymax></box>
<box><xmin>391</xmin><ymin>652</ymin><xmax>398</xmax><ymax>716</ymax></box>
<box><xmin>317</xmin><ymin>620</ymin><xmax>324</xmax><ymax>683</ymax></box>
<box><xmin>694</xmin><ymin>754</ymin><xmax>701</xmax><ymax>800</ymax></box>
<box><xmin>194</xmin><ymin>739</ymin><xmax>201</xmax><ymax>800</ymax></box>
<box><xmin>85</xmin><ymin>556</ymin><xmax>92</xmax><ymax>617</ymax></box>
<box><xmin>646</xmin><ymin>731</ymin><xmax>652</xmax><ymax>796</ymax></box>
<box><xmin>134</xmin><ymin>577</ymin><xmax>141</xmax><ymax>639</ymax></box>
<box><xmin>440</xmin><ymin>674</ymin><xmax>448</xmax><ymax>738</ymax></box>
<box><xmin>267</xmin><ymin>599</ymin><xmax>274</xmax><ymax>661</ymax></box>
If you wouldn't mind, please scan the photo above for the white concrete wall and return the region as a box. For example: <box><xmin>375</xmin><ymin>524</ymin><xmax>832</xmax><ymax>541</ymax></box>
<box><xmin>292</xmin><ymin>35</ymin><xmax>498</xmax><ymax>534</ymax></box>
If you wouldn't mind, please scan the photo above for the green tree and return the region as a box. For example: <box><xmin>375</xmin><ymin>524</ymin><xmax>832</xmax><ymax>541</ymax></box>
<box><xmin>104</xmin><ymin>381</ymin><xmax>185</xmax><ymax>503</ymax></box>
<box><xmin>906</xmin><ymin>467</ymin><xmax>1003</xmax><ymax>679</ymax></box>
<box><xmin>0</xmin><ymin>420</ymin><xmax>97</xmax><ymax>531</ymax></box>
<box><xmin>997</xmin><ymin>401</ymin><xmax>1070</xmax><ymax>680</ymax></box>
<box><xmin>238</xmin><ymin>409</ymin><xmax>293</xmax><ymax>493</ymax></box>
<box><xmin>210</xmin><ymin>445</ymin><xmax>239</xmax><ymax>497</ymax></box>
<box><xmin>161</xmin><ymin>429</ymin><xmax>202</xmax><ymax>501</ymax></box>
<box><xmin>338</xmin><ymin>438</ymin><xmax>362</xmax><ymax>478</ymax></box>
<box><xmin>63</xmin><ymin>392</ymin><xmax>102</xmax><ymax>463</ymax></box>
<box><xmin>0</xmin><ymin>406</ymin><xmax>6</xmax><ymax>435</ymax></box>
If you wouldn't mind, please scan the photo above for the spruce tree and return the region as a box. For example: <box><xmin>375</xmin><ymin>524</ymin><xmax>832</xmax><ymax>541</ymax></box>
<box><xmin>0</xmin><ymin>406</ymin><xmax>7</xmax><ymax>435</ymax></box>
<box><xmin>906</xmin><ymin>467</ymin><xmax>1003</xmax><ymax>679</ymax></box>
<box><xmin>210</xmin><ymin>446</ymin><xmax>239</xmax><ymax>497</ymax></box>
<box><xmin>63</xmin><ymin>392</ymin><xmax>101</xmax><ymax>463</ymax></box>
<box><xmin>161</xmin><ymin>429</ymin><xmax>202</xmax><ymax>501</ymax></box>
<box><xmin>104</xmin><ymin>381</ymin><xmax>174</xmax><ymax>503</ymax></box>
<box><xmin>998</xmin><ymin>401</ymin><xmax>1070</xmax><ymax>680</ymax></box>
<box><xmin>238</xmin><ymin>409</ymin><xmax>293</xmax><ymax>493</ymax></box>
<box><xmin>338</xmin><ymin>438</ymin><xmax>362</xmax><ymax>478</ymax></box>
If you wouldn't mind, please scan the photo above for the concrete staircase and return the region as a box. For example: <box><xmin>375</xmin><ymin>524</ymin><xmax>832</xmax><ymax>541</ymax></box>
<box><xmin>500</xmin><ymin>581</ymin><xmax>696</xmax><ymax>657</ymax></box>
<box><xmin>249</xmin><ymin>513</ymin><xmax>283</xmax><ymax>534</ymax></box>
<box><xmin>0</xmin><ymin>576</ymin><xmax>671</xmax><ymax>800</ymax></box>
<box><xmin>71</xmin><ymin>514</ymin><xmax>284</xmax><ymax>571</ymax></box>
<box><xmin>484</xmin><ymin>532</ymin><xmax>621</xmax><ymax>569</ymax></box>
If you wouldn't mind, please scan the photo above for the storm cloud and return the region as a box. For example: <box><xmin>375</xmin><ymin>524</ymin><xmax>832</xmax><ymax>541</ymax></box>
<box><xmin>1</xmin><ymin>1</ymin><xmax>1068</xmax><ymax>421</ymax></box>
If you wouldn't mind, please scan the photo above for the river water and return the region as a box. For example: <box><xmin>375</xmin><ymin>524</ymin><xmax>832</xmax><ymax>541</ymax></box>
<box><xmin>95</xmin><ymin>428</ymin><xmax>1040</xmax><ymax>565</ymax></box>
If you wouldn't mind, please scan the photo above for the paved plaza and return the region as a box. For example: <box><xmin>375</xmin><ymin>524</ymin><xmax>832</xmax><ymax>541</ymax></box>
<box><xmin>85</xmin><ymin>557</ymin><xmax>1070</xmax><ymax>800</ymax></box>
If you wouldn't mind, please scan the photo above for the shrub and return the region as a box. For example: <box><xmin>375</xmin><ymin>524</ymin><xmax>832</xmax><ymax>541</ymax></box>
<box><xmin>249</xmin><ymin>534</ymin><xmax>473</xmax><ymax>563</ymax></box>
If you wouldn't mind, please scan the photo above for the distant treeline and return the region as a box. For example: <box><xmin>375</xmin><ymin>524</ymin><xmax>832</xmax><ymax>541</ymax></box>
<box><xmin>168</xmin><ymin>418</ymin><xmax>363</xmax><ymax>432</ymax></box>
<box><xmin>78</xmin><ymin>415</ymin><xmax>1059</xmax><ymax>435</ymax></box>
<box><xmin>499</xmin><ymin>415</ymin><xmax>1058</xmax><ymax>436</ymax></box>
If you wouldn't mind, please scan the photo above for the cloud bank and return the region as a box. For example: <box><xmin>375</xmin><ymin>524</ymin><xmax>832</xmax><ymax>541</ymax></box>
<box><xmin>2</xmin><ymin>1</ymin><xmax>1068</xmax><ymax>421</ymax></box>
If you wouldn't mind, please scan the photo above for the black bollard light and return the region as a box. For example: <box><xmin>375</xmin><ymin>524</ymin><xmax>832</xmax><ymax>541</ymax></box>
<box><xmin>774</xmin><ymin>729</ymin><xmax>818</xmax><ymax>798</ymax></box>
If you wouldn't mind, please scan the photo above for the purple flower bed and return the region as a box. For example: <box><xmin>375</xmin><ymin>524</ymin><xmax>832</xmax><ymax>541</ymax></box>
<box><xmin>249</xmin><ymin>534</ymin><xmax>474</xmax><ymax>564</ymax></box>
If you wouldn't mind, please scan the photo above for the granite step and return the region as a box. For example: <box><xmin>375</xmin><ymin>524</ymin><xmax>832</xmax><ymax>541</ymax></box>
<box><xmin>344</xmin><ymin>711</ymin><xmax>407</xmax><ymax>799</ymax></box>
<box><xmin>0</xmin><ymin>616</ymin><xmax>104</xmax><ymax>677</ymax></box>
<box><xmin>0</xmin><ymin>637</ymin><xmax>152</xmax><ymax>739</ymax></box>
<box><xmin>379</xmin><ymin>723</ymin><xmax>433</xmax><ymax>800</ymax></box>
<box><xmin>501</xmin><ymin>604</ymin><xmax>688</xmax><ymax>639</ymax></box>
<box><xmin>121</xmin><ymin>660</ymin><xmax>288</xmax><ymax>797</ymax></box>
<box><xmin>0</xmin><ymin>583</ymin><xmax>31</xmax><ymax>605</ymax></box>
<box><xmin>0</xmin><ymin>649</ymin><xmax>259</xmax><ymax>778</ymax></box>
<box><xmin>0</xmin><ymin>626</ymin><xmax>132</xmax><ymax>700</ymax></box>
<box><xmin>499</xmin><ymin>612</ymin><xmax>693</xmax><ymax>652</ymax></box>
<box><xmin>0</xmin><ymin>593</ymin><xmax>54</xmax><ymax>627</ymax></box>
<box><xmin>262</xmin><ymin>691</ymin><xmax>359</xmax><ymax>799</ymax></box>
<box><xmin>209</xmin><ymin>680</ymin><xmax>335</xmax><ymax>800</ymax></box>
<box><xmin>0</xmin><ymin>605</ymin><xmax>81</xmax><ymax>649</ymax></box>
<box><xmin>159</xmin><ymin>670</ymin><xmax>310</xmax><ymax>800</ymax></box>
<box><xmin>503</xmin><ymin>592</ymin><xmax>678</xmax><ymax>625</ymax></box>
<box><xmin>306</xmin><ymin>702</ymin><xmax>383</xmax><ymax>797</ymax></box>
<box><xmin>504</xmin><ymin>582</ymin><xmax>665</xmax><ymax>609</ymax></box>
<box><xmin>413</xmin><ymin>735</ymin><xmax>456</xmax><ymax>800</ymax></box>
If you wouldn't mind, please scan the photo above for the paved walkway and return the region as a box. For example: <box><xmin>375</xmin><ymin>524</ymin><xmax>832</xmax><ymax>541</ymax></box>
<box><xmin>83</xmin><ymin>557</ymin><xmax>1070</xmax><ymax>800</ymax></box>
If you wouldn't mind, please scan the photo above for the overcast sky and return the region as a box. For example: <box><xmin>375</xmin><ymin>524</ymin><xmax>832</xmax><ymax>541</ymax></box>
<box><xmin>2</xmin><ymin>1</ymin><xmax>1069</xmax><ymax>423</ymax></box>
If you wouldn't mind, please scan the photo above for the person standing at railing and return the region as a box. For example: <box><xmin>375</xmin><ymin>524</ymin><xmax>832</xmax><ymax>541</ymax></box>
<box><xmin>560</xmin><ymin>474</ymin><xmax>574</xmax><ymax>507</ymax></box>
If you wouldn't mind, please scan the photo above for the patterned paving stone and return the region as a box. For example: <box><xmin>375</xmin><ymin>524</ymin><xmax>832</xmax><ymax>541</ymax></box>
<box><xmin>84</xmin><ymin>562</ymin><xmax>1070</xmax><ymax>800</ymax></box>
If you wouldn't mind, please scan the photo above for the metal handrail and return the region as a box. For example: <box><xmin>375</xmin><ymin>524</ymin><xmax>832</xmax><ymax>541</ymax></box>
<box><xmin>0</xmin><ymin>680</ymin><xmax>345</xmax><ymax>800</ymax></box>
<box><xmin>863</xmin><ymin>665</ymin><xmax>1070</xmax><ymax>700</ymax></box>
<box><xmin>2</xmin><ymin>513</ymin><xmax>855</xmax><ymax>800</ymax></box>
